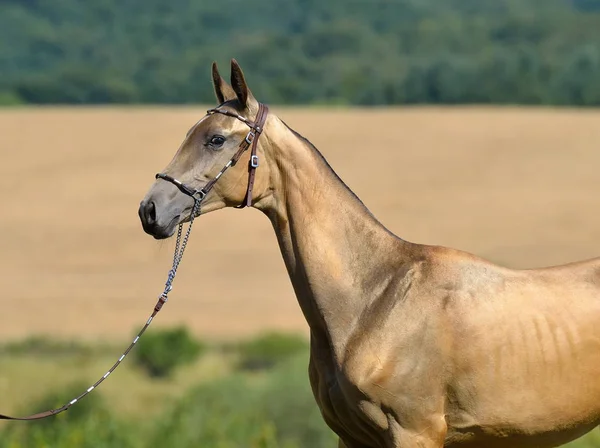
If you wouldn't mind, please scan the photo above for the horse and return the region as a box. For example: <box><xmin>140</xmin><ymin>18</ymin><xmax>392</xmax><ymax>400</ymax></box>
<box><xmin>138</xmin><ymin>59</ymin><xmax>600</xmax><ymax>448</ymax></box>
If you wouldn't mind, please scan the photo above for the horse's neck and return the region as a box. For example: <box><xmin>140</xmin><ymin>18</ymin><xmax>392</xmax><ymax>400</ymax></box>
<box><xmin>256</xmin><ymin>119</ymin><xmax>409</xmax><ymax>363</ymax></box>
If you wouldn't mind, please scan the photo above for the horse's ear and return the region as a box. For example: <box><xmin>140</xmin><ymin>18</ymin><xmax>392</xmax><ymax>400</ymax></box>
<box><xmin>230</xmin><ymin>58</ymin><xmax>256</xmax><ymax>108</ymax></box>
<box><xmin>212</xmin><ymin>62</ymin><xmax>236</xmax><ymax>104</ymax></box>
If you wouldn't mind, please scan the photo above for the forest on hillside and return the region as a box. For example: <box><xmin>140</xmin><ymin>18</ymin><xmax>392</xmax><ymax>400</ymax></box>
<box><xmin>1</xmin><ymin>0</ymin><xmax>600</xmax><ymax>105</ymax></box>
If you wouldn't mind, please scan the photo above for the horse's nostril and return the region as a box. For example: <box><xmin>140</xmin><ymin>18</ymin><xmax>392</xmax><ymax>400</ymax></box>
<box><xmin>148</xmin><ymin>201</ymin><xmax>156</xmax><ymax>221</ymax></box>
<box><xmin>147</xmin><ymin>201</ymin><xmax>157</xmax><ymax>223</ymax></box>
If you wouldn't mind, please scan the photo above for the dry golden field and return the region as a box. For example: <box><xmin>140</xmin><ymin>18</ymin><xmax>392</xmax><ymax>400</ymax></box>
<box><xmin>1</xmin><ymin>106</ymin><xmax>599</xmax><ymax>342</ymax></box>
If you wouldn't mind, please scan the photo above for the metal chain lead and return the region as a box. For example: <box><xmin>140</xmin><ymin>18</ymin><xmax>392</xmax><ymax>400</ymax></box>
<box><xmin>0</xmin><ymin>198</ymin><xmax>202</xmax><ymax>421</ymax></box>
<box><xmin>160</xmin><ymin>198</ymin><xmax>201</xmax><ymax>303</ymax></box>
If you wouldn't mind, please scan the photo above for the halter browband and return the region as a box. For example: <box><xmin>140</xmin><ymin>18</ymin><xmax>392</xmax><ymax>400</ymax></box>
<box><xmin>156</xmin><ymin>102</ymin><xmax>269</xmax><ymax>209</ymax></box>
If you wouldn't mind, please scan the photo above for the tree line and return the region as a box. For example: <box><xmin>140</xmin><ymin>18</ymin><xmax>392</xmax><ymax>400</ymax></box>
<box><xmin>1</xmin><ymin>0</ymin><xmax>600</xmax><ymax>105</ymax></box>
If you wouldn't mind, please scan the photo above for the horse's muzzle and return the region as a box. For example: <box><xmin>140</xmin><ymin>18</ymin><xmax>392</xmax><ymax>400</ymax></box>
<box><xmin>138</xmin><ymin>199</ymin><xmax>179</xmax><ymax>240</ymax></box>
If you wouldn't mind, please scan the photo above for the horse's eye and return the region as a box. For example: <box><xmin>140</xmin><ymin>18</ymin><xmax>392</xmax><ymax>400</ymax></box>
<box><xmin>209</xmin><ymin>135</ymin><xmax>226</xmax><ymax>147</ymax></box>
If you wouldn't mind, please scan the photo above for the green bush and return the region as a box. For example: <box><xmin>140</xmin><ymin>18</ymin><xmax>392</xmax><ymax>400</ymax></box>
<box><xmin>149</xmin><ymin>375</ymin><xmax>278</xmax><ymax>448</ymax></box>
<box><xmin>133</xmin><ymin>326</ymin><xmax>205</xmax><ymax>378</ymax></box>
<box><xmin>147</xmin><ymin>352</ymin><xmax>336</xmax><ymax>448</ymax></box>
<box><xmin>236</xmin><ymin>332</ymin><xmax>309</xmax><ymax>371</ymax></box>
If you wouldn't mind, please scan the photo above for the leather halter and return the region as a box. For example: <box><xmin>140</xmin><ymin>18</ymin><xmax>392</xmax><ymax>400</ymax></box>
<box><xmin>156</xmin><ymin>102</ymin><xmax>269</xmax><ymax>209</ymax></box>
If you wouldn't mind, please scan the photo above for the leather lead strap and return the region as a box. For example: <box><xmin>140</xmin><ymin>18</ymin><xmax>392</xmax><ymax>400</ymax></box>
<box><xmin>0</xmin><ymin>409</ymin><xmax>61</xmax><ymax>421</ymax></box>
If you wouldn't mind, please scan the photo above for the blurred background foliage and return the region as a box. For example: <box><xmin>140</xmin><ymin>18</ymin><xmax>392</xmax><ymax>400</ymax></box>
<box><xmin>0</xmin><ymin>330</ymin><xmax>333</xmax><ymax>448</ymax></box>
<box><xmin>0</xmin><ymin>330</ymin><xmax>598</xmax><ymax>447</ymax></box>
<box><xmin>1</xmin><ymin>0</ymin><xmax>600</xmax><ymax>105</ymax></box>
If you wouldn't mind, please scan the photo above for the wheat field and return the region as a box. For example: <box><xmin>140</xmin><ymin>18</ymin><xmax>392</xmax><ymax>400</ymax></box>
<box><xmin>1</xmin><ymin>106</ymin><xmax>599</xmax><ymax>342</ymax></box>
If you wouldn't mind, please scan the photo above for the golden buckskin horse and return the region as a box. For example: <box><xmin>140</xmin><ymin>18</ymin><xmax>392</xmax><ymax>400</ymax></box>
<box><xmin>138</xmin><ymin>60</ymin><xmax>600</xmax><ymax>448</ymax></box>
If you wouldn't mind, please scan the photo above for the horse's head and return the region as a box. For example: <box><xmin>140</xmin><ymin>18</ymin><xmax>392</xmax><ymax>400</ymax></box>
<box><xmin>138</xmin><ymin>60</ymin><xmax>272</xmax><ymax>239</ymax></box>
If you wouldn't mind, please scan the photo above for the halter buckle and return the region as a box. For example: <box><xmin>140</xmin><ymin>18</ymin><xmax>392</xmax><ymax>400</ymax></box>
<box><xmin>250</xmin><ymin>155</ymin><xmax>259</xmax><ymax>168</ymax></box>
<box><xmin>245</xmin><ymin>131</ymin><xmax>256</xmax><ymax>144</ymax></box>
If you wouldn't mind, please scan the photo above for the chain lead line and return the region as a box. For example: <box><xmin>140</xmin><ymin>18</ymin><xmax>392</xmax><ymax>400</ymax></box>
<box><xmin>1</xmin><ymin>198</ymin><xmax>201</xmax><ymax>421</ymax></box>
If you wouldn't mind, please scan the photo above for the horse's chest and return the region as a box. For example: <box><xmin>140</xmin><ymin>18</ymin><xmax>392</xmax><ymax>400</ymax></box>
<box><xmin>309</xmin><ymin>353</ymin><xmax>386</xmax><ymax>446</ymax></box>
